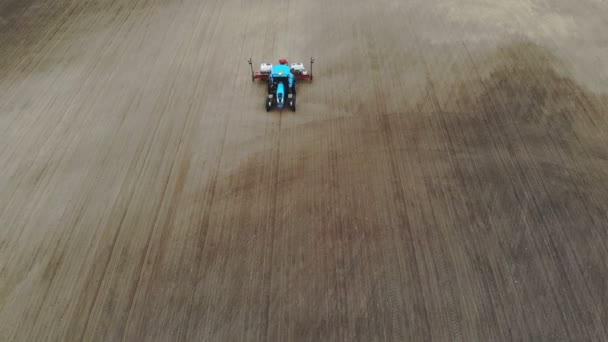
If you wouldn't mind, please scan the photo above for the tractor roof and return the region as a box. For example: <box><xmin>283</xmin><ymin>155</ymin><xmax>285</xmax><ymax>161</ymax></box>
<box><xmin>271</xmin><ymin>64</ymin><xmax>291</xmax><ymax>76</ymax></box>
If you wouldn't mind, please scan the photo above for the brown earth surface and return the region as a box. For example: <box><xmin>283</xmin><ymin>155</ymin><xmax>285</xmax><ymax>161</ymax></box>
<box><xmin>1</xmin><ymin>0</ymin><xmax>608</xmax><ymax>341</ymax></box>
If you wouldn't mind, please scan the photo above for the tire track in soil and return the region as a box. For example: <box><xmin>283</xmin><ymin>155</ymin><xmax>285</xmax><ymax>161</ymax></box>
<box><xmin>426</xmin><ymin>48</ymin><xmax>522</xmax><ymax>340</ymax></box>
<box><xmin>466</xmin><ymin>45</ymin><xmax>583</xmax><ymax>340</ymax></box>
<box><xmin>74</xmin><ymin>2</ymin><xmax>184</xmax><ymax>341</ymax></box>
<box><xmin>5</xmin><ymin>0</ymin><xmax>178</xmax><ymax>336</ymax></box>
<box><xmin>177</xmin><ymin>1</ymin><xmax>257</xmax><ymax>340</ymax></box>
<box><xmin>70</xmin><ymin>5</ymin><xmax>187</xmax><ymax>341</ymax></box>
<box><xmin>0</xmin><ymin>0</ymin><xmax>152</xmax><ymax>249</ymax></box>
<box><xmin>0</xmin><ymin>0</ymin><xmax>148</xmax><ymax>271</ymax></box>
<box><xmin>116</xmin><ymin>0</ymin><xmax>231</xmax><ymax>339</ymax></box>
<box><xmin>1</xmin><ymin>0</ymin><xmax>137</xmax><ymax>298</ymax></box>
<box><xmin>397</xmin><ymin>13</ymin><xmax>464</xmax><ymax>342</ymax></box>
<box><xmin>261</xmin><ymin>0</ymin><xmax>283</xmax><ymax>340</ymax></box>
<box><xmin>464</xmin><ymin>41</ymin><xmax>608</xmax><ymax>340</ymax></box>
<box><xmin>2</xmin><ymin>0</ymin><xmax>166</xmax><ymax>340</ymax></box>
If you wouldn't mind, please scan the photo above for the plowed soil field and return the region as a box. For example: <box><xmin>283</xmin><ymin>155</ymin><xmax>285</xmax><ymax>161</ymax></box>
<box><xmin>1</xmin><ymin>0</ymin><xmax>607</xmax><ymax>340</ymax></box>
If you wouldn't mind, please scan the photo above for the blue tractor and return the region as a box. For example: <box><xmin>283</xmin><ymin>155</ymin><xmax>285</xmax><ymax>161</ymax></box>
<box><xmin>248</xmin><ymin>57</ymin><xmax>314</xmax><ymax>112</ymax></box>
<box><xmin>266</xmin><ymin>59</ymin><xmax>295</xmax><ymax>111</ymax></box>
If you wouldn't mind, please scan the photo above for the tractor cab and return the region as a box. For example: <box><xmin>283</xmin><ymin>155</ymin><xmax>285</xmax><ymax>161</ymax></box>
<box><xmin>269</xmin><ymin>62</ymin><xmax>293</xmax><ymax>93</ymax></box>
<box><xmin>270</xmin><ymin>64</ymin><xmax>292</xmax><ymax>81</ymax></box>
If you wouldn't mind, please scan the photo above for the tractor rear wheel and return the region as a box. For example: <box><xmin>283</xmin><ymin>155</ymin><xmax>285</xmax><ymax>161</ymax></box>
<box><xmin>290</xmin><ymin>98</ymin><xmax>296</xmax><ymax>112</ymax></box>
<box><xmin>266</xmin><ymin>99</ymin><xmax>272</xmax><ymax>112</ymax></box>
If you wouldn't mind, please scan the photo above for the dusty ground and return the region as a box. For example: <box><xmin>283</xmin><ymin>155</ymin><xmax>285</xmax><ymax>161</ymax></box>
<box><xmin>1</xmin><ymin>0</ymin><xmax>607</xmax><ymax>341</ymax></box>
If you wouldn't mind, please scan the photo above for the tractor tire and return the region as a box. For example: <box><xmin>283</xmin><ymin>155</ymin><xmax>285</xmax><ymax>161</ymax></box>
<box><xmin>290</xmin><ymin>98</ymin><xmax>296</xmax><ymax>112</ymax></box>
<box><xmin>266</xmin><ymin>99</ymin><xmax>272</xmax><ymax>112</ymax></box>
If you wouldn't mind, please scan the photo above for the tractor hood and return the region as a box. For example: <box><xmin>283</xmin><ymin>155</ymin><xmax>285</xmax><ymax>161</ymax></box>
<box><xmin>276</xmin><ymin>83</ymin><xmax>285</xmax><ymax>108</ymax></box>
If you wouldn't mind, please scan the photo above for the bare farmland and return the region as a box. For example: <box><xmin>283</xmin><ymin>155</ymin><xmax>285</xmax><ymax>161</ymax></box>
<box><xmin>1</xmin><ymin>0</ymin><xmax>607</xmax><ymax>340</ymax></box>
